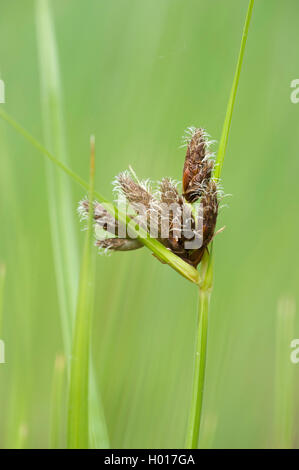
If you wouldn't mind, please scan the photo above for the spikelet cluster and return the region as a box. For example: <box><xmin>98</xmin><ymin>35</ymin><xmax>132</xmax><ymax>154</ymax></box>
<box><xmin>78</xmin><ymin>128</ymin><xmax>221</xmax><ymax>268</ymax></box>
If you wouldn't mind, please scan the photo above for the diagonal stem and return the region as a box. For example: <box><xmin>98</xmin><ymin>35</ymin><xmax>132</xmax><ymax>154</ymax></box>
<box><xmin>0</xmin><ymin>107</ymin><xmax>200</xmax><ymax>285</ymax></box>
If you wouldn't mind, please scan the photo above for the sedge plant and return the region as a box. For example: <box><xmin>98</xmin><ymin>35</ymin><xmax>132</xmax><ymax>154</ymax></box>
<box><xmin>0</xmin><ymin>0</ymin><xmax>255</xmax><ymax>449</ymax></box>
<box><xmin>186</xmin><ymin>0</ymin><xmax>255</xmax><ymax>448</ymax></box>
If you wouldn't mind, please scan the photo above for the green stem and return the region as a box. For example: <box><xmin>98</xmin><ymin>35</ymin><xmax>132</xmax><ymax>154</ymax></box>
<box><xmin>186</xmin><ymin>251</ymin><xmax>213</xmax><ymax>448</ymax></box>
<box><xmin>186</xmin><ymin>288</ymin><xmax>210</xmax><ymax>449</ymax></box>
<box><xmin>186</xmin><ymin>0</ymin><xmax>255</xmax><ymax>449</ymax></box>
<box><xmin>67</xmin><ymin>138</ymin><xmax>95</xmax><ymax>449</ymax></box>
<box><xmin>0</xmin><ymin>107</ymin><xmax>89</xmax><ymax>193</ymax></box>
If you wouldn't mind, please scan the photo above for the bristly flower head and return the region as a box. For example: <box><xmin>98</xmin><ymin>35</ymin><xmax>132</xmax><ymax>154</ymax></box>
<box><xmin>78</xmin><ymin>128</ymin><xmax>222</xmax><ymax>269</ymax></box>
<box><xmin>182</xmin><ymin>127</ymin><xmax>215</xmax><ymax>203</ymax></box>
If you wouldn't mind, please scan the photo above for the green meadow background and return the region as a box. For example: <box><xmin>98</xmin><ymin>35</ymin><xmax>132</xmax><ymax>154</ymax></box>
<box><xmin>0</xmin><ymin>0</ymin><xmax>298</xmax><ymax>449</ymax></box>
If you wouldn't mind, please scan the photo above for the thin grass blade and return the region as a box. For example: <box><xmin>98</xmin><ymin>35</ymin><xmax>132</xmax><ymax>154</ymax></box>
<box><xmin>35</xmin><ymin>0</ymin><xmax>78</xmax><ymax>356</ymax></box>
<box><xmin>185</xmin><ymin>288</ymin><xmax>210</xmax><ymax>449</ymax></box>
<box><xmin>50</xmin><ymin>354</ymin><xmax>66</xmax><ymax>449</ymax></box>
<box><xmin>274</xmin><ymin>296</ymin><xmax>295</xmax><ymax>448</ymax></box>
<box><xmin>35</xmin><ymin>1</ymin><xmax>110</xmax><ymax>448</ymax></box>
<box><xmin>214</xmin><ymin>0</ymin><xmax>255</xmax><ymax>180</ymax></box>
<box><xmin>186</xmin><ymin>0</ymin><xmax>255</xmax><ymax>448</ymax></box>
<box><xmin>0</xmin><ymin>108</ymin><xmax>200</xmax><ymax>285</ymax></box>
<box><xmin>0</xmin><ymin>263</ymin><xmax>6</xmax><ymax>337</ymax></box>
<box><xmin>67</xmin><ymin>137</ymin><xmax>96</xmax><ymax>448</ymax></box>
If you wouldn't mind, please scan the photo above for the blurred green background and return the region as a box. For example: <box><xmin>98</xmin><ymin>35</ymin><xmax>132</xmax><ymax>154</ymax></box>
<box><xmin>0</xmin><ymin>0</ymin><xmax>298</xmax><ymax>449</ymax></box>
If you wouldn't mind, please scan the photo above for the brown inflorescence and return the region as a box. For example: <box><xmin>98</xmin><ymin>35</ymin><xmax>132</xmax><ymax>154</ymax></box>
<box><xmin>78</xmin><ymin>128</ymin><xmax>220</xmax><ymax>268</ymax></box>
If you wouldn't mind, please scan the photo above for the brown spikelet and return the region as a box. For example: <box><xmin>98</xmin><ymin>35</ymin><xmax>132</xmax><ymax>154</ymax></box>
<box><xmin>117</xmin><ymin>172</ymin><xmax>153</xmax><ymax>209</ymax></box>
<box><xmin>159</xmin><ymin>177</ymin><xmax>184</xmax><ymax>247</ymax></box>
<box><xmin>182</xmin><ymin>128</ymin><xmax>214</xmax><ymax>203</ymax></box>
<box><xmin>79</xmin><ymin>200</ymin><xmax>123</xmax><ymax>236</ymax></box>
<box><xmin>96</xmin><ymin>238</ymin><xmax>143</xmax><ymax>251</ymax></box>
<box><xmin>201</xmin><ymin>180</ymin><xmax>219</xmax><ymax>246</ymax></box>
<box><xmin>160</xmin><ymin>178</ymin><xmax>181</xmax><ymax>205</ymax></box>
<box><xmin>187</xmin><ymin>180</ymin><xmax>218</xmax><ymax>268</ymax></box>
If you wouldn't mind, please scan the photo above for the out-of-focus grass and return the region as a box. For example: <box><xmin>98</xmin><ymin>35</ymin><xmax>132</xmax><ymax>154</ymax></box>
<box><xmin>274</xmin><ymin>296</ymin><xmax>295</xmax><ymax>449</ymax></box>
<box><xmin>35</xmin><ymin>0</ymin><xmax>109</xmax><ymax>448</ymax></box>
<box><xmin>50</xmin><ymin>354</ymin><xmax>66</xmax><ymax>449</ymax></box>
<box><xmin>0</xmin><ymin>0</ymin><xmax>298</xmax><ymax>449</ymax></box>
<box><xmin>15</xmin><ymin>423</ymin><xmax>29</xmax><ymax>450</ymax></box>
<box><xmin>0</xmin><ymin>133</ymin><xmax>35</xmax><ymax>448</ymax></box>
<box><xmin>67</xmin><ymin>138</ymin><xmax>95</xmax><ymax>449</ymax></box>
<box><xmin>35</xmin><ymin>0</ymin><xmax>78</xmax><ymax>360</ymax></box>
<box><xmin>0</xmin><ymin>264</ymin><xmax>5</xmax><ymax>337</ymax></box>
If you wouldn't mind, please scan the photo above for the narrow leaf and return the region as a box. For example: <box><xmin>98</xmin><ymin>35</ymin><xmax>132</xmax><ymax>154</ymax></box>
<box><xmin>50</xmin><ymin>354</ymin><xmax>66</xmax><ymax>449</ymax></box>
<box><xmin>67</xmin><ymin>137</ymin><xmax>95</xmax><ymax>448</ymax></box>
